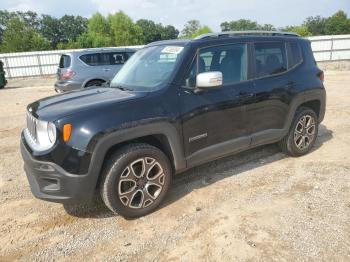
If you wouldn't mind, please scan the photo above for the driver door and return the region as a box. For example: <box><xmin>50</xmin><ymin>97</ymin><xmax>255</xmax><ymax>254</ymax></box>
<box><xmin>179</xmin><ymin>43</ymin><xmax>253</xmax><ymax>167</ymax></box>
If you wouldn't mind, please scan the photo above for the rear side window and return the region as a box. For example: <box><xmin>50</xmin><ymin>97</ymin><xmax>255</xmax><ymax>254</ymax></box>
<box><xmin>183</xmin><ymin>43</ymin><xmax>248</xmax><ymax>88</ymax></box>
<box><xmin>254</xmin><ymin>42</ymin><xmax>287</xmax><ymax>78</ymax></box>
<box><xmin>287</xmin><ymin>42</ymin><xmax>303</xmax><ymax>69</ymax></box>
<box><xmin>80</xmin><ymin>53</ymin><xmax>100</xmax><ymax>66</ymax></box>
<box><xmin>59</xmin><ymin>55</ymin><xmax>71</xmax><ymax>68</ymax></box>
<box><xmin>80</xmin><ymin>52</ymin><xmax>127</xmax><ymax>66</ymax></box>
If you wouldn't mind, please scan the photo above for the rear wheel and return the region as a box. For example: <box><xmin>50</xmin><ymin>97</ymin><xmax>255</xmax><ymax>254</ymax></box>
<box><xmin>279</xmin><ymin>107</ymin><xmax>318</xmax><ymax>157</ymax></box>
<box><xmin>100</xmin><ymin>143</ymin><xmax>172</xmax><ymax>218</ymax></box>
<box><xmin>85</xmin><ymin>79</ymin><xmax>105</xmax><ymax>88</ymax></box>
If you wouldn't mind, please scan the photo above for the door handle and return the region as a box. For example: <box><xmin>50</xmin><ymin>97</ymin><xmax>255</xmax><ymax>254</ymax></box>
<box><xmin>103</xmin><ymin>68</ymin><xmax>111</xmax><ymax>71</ymax></box>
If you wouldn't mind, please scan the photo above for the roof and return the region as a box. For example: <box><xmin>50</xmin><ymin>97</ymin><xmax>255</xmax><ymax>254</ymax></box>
<box><xmin>147</xmin><ymin>31</ymin><xmax>303</xmax><ymax>48</ymax></box>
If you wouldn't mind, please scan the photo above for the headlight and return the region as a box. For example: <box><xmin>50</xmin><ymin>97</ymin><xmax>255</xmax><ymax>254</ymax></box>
<box><xmin>24</xmin><ymin>115</ymin><xmax>57</xmax><ymax>152</ymax></box>
<box><xmin>36</xmin><ymin>120</ymin><xmax>57</xmax><ymax>150</ymax></box>
<box><xmin>47</xmin><ymin>122</ymin><xmax>56</xmax><ymax>143</ymax></box>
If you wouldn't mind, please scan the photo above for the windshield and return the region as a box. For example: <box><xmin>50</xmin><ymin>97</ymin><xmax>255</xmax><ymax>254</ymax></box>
<box><xmin>110</xmin><ymin>45</ymin><xmax>185</xmax><ymax>91</ymax></box>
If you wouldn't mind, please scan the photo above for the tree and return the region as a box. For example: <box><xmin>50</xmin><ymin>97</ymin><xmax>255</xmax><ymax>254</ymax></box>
<box><xmin>282</xmin><ymin>25</ymin><xmax>311</xmax><ymax>37</ymax></box>
<box><xmin>84</xmin><ymin>12</ymin><xmax>112</xmax><ymax>47</ymax></box>
<box><xmin>0</xmin><ymin>17</ymin><xmax>49</xmax><ymax>52</ymax></box>
<box><xmin>59</xmin><ymin>15</ymin><xmax>88</xmax><ymax>43</ymax></box>
<box><xmin>160</xmin><ymin>25</ymin><xmax>179</xmax><ymax>40</ymax></box>
<box><xmin>108</xmin><ymin>11</ymin><xmax>144</xmax><ymax>46</ymax></box>
<box><xmin>181</xmin><ymin>20</ymin><xmax>201</xmax><ymax>38</ymax></box>
<box><xmin>0</xmin><ymin>10</ymin><xmax>41</xmax><ymax>44</ymax></box>
<box><xmin>221</xmin><ymin>19</ymin><xmax>259</xmax><ymax>31</ymax></box>
<box><xmin>191</xmin><ymin>26</ymin><xmax>212</xmax><ymax>38</ymax></box>
<box><xmin>136</xmin><ymin>19</ymin><xmax>162</xmax><ymax>43</ymax></box>
<box><xmin>304</xmin><ymin>16</ymin><xmax>327</xmax><ymax>36</ymax></box>
<box><xmin>325</xmin><ymin>10</ymin><xmax>350</xmax><ymax>35</ymax></box>
<box><xmin>137</xmin><ymin>20</ymin><xmax>179</xmax><ymax>43</ymax></box>
<box><xmin>181</xmin><ymin>20</ymin><xmax>212</xmax><ymax>38</ymax></box>
<box><xmin>40</xmin><ymin>15</ymin><xmax>61</xmax><ymax>48</ymax></box>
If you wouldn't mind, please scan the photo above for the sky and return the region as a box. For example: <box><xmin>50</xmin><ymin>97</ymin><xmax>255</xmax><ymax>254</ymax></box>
<box><xmin>1</xmin><ymin>0</ymin><xmax>350</xmax><ymax>31</ymax></box>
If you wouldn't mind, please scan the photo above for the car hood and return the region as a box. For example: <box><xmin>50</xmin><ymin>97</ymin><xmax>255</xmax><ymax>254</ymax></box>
<box><xmin>28</xmin><ymin>87</ymin><xmax>148</xmax><ymax>121</ymax></box>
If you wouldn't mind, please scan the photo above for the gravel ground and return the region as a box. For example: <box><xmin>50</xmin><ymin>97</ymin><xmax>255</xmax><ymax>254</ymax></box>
<box><xmin>0</xmin><ymin>72</ymin><xmax>349</xmax><ymax>261</ymax></box>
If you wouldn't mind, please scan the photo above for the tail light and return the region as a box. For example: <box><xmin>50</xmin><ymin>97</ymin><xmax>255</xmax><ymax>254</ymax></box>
<box><xmin>61</xmin><ymin>69</ymin><xmax>75</xmax><ymax>80</ymax></box>
<box><xmin>318</xmin><ymin>71</ymin><xmax>324</xmax><ymax>82</ymax></box>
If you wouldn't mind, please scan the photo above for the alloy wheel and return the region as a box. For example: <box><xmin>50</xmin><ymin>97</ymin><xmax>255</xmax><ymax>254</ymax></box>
<box><xmin>118</xmin><ymin>157</ymin><xmax>165</xmax><ymax>209</ymax></box>
<box><xmin>294</xmin><ymin>114</ymin><xmax>316</xmax><ymax>150</ymax></box>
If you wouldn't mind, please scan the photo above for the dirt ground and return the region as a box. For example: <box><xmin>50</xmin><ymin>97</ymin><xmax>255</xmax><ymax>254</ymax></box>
<box><xmin>0</xmin><ymin>72</ymin><xmax>349</xmax><ymax>262</ymax></box>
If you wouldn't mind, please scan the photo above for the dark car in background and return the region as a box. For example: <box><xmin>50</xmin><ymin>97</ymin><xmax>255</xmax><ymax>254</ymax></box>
<box><xmin>55</xmin><ymin>47</ymin><xmax>138</xmax><ymax>92</ymax></box>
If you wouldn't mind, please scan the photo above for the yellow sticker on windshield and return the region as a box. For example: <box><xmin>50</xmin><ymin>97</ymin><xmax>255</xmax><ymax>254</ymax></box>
<box><xmin>161</xmin><ymin>46</ymin><xmax>184</xmax><ymax>54</ymax></box>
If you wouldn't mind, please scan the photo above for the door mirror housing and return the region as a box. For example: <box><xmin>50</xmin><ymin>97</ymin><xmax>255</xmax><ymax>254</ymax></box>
<box><xmin>196</xmin><ymin>71</ymin><xmax>223</xmax><ymax>89</ymax></box>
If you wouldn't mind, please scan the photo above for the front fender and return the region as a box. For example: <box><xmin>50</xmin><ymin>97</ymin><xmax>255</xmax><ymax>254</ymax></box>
<box><xmin>84</xmin><ymin>121</ymin><xmax>186</xmax><ymax>190</ymax></box>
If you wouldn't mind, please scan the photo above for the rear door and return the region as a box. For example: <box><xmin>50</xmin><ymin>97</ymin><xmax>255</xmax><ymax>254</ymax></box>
<box><xmin>180</xmin><ymin>43</ymin><xmax>253</xmax><ymax>165</ymax></box>
<box><xmin>247</xmin><ymin>41</ymin><xmax>291</xmax><ymax>146</ymax></box>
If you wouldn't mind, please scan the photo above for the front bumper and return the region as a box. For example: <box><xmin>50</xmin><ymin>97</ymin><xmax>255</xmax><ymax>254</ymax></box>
<box><xmin>54</xmin><ymin>80</ymin><xmax>82</xmax><ymax>92</ymax></box>
<box><xmin>20</xmin><ymin>138</ymin><xmax>96</xmax><ymax>204</ymax></box>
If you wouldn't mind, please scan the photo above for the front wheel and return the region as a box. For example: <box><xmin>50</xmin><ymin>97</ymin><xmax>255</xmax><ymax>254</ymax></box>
<box><xmin>100</xmin><ymin>143</ymin><xmax>172</xmax><ymax>218</ymax></box>
<box><xmin>279</xmin><ymin>107</ymin><xmax>319</xmax><ymax>157</ymax></box>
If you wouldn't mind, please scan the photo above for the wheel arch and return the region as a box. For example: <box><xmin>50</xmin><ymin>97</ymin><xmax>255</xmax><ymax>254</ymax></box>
<box><xmin>86</xmin><ymin>122</ymin><xmax>187</xmax><ymax>189</ymax></box>
<box><xmin>83</xmin><ymin>78</ymin><xmax>107</xmax><ymax>88</ymax></box>
<box><xmin>283</xmin><ymin>89</ymin><xmax>326</xmax><ymax>135</ymax></box>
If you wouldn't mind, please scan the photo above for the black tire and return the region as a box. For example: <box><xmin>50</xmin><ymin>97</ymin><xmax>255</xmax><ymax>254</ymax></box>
<box><xmin>100</xmin><ymin>143</ymin><xmax>172</xmax><ymax>218</ymax></box>
<box><xmin>85</xmin><ymin>79</ymin><xmax>105</xmax><ymax>88</ymax></box>
<box><xmin>279</xmin><ymin>107</ymin><xmax>319</xmax><ymax>157</ymax></box>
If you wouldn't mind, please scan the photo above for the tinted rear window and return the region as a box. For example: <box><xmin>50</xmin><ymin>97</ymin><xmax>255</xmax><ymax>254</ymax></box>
<box><xmin>59</xmin><ymin>55</ymin><xmax>71</xmax><ymax>68</ymax></box>
<box><xmin>287</xmin><ymin>42</ymin><xmax>303</xmax><ymax>69</ymax></box>
<box><xmin>80</xmin><ymin>52</ymin><xmax>128</xmax><ymax>66</ymax></box>
<box><xmin>254</xmin><ymin>42</ymin><xmax>287</xmax><ymax>78</ymax></box>
<box><xmin>80</xmin><ymin>53</ymin><xmax>100</xmax><ymax>66</ymax></box>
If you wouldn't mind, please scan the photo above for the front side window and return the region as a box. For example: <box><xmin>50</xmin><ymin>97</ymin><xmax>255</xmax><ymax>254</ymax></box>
<box><xmin>183</xmin><ymin>43</ymin><xmax>248</xmax><ymax>88</ymax></box>
<box><xmin>110</xmin><ymin>52</ymin><xmax>126</xmax><ymax>65</ymax></box>
<box><xmin>111</xmin><ymin>45</ymin><xmax>186</xmax><ymax>91</ymax></box>
<box><xmin>254</xmin><ymin>42</ymin><xmax>287</xmax><ymax>77</ymax></box>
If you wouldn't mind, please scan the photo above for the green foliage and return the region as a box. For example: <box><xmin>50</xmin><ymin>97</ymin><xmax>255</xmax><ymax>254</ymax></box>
<box><xmin>324</xmin><ymin>10</ymin><xmax>350</xmax><ymax>35</ymax></box>
<box><xmin>1</xmin><ymin>8</ymin><xmax>350</xmax><ymax>53</ymax></box>
<box><xmin>136</xmin><ymin>19</ymin><xmax>162</xmax><ymax>43</ymax></box>
<box><xmin>108</xmin><ymin>11</ymin><xmax>144</xmax><ymax>46</ymax></box>
<box><xmin>0</xmin><ymin>17</ymin><xmax>50</xmax><ymax>52</ymax></box>
<box><xmin>282</xmin><ymin>25</ymin><xmax>312</xmax><ymax>37</ymax></box>
<box><xmin>160</xmin><ymin>25</ymin><xmax>179</xmax><ymax>40</ymax></box>
<box><xmin>59</xmin><ymin>15</ymin><xmax>88</xmax><ymax>42</ymax></box>
<box><xmin>40</xmin><ymin>15</ymin><xmax>61</xmax><ymax>48</ymax></box>
<box><xmin>85</xmin><ymin>13</ymin><xmax>112</xmax><ymax>47</ymax></box>
<box><xmin>136</xmin><ymin>19</ymin><xmax>179</xmax><ymax>43</ymax></box>
<box><xmin>181</xmin><ymin>20</ymin><xmax>201</xmax><ymax>38</ymax></box>
<box><xmin>304</xmin><ymin>16</ymin><xmax>327</xmax><ymax>35</ymax></box>
<box><xmin>220</xmin><ymin>19</ymin><xmax>276</xmax><ymax>32</ymax></box>
<box><xmin>191</xmin><ymin>26</ymin><xmax>212</xmax><ymax>38</ymax></box>
<box><xmin>181</xmin><ymin>20</ymin><xmax>212</xmax><ymax>38</ymax></box>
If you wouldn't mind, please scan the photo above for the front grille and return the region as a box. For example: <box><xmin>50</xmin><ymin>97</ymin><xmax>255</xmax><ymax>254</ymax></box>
<box><xmin>26</xmin><ymin>112</ymin><xmax>37</xmax><ymax>142</ymax></box>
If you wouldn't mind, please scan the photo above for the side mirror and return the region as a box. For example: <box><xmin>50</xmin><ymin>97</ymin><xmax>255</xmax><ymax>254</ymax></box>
<box><xmin>196</xmin><ymin>71</ymin><xmax>223</xmax><ymax>89</ymax></box>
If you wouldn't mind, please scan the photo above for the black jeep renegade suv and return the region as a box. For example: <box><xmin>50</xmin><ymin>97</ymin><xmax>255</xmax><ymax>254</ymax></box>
<box><xmin>21</xmin><ymin>31</ymin><xmax>326</xmax><ymax>218</ymax></box>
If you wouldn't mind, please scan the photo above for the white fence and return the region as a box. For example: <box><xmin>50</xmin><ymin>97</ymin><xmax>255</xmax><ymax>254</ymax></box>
<box><xmin>0</xmin><ymin>46</ymin><xmax>143</xmax><ymax>79</ymax></box>
<box><xmin>0</xmin><ymin>35</ymin><xmax>350</xmax><ymax>79</ymax></box>
<box><xmin>308</xmin><ymin>34</ymin><xmax>350</xmax><ymax>62</ymax></box>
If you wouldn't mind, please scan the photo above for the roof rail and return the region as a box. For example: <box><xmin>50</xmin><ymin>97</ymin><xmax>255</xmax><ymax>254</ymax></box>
<box><xmin>194</xmin><ymin>30</ymin><xmax>300</xmax><ymax>40</ymax></box>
